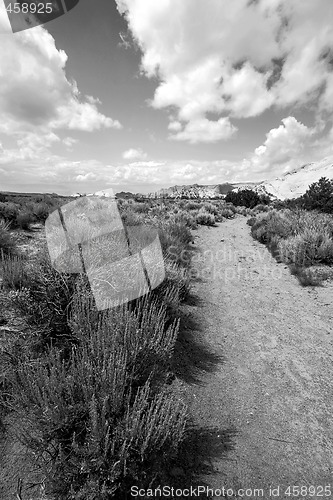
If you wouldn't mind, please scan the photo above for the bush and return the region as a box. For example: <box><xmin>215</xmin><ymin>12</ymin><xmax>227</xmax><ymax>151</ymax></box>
<box><xmin>184</xmin><ymin>201</ymin><xmax>203</xmax><ymax>211</ymax></box>
<box><xmin>251</xmin><ymin>211</ymin><xmax>293</xmax><ymax>244</ymax></box>
<box><xmin>1</xmin><ymin>253</ymin><xmax>29</xmax><ymax>290</ymax></box>
<box><xmin>157</xmin><ymin>220</ymin><xmax>193</xmax><ymax>268</ymax></box>
<box><xmin>131</xmin><ymin>202</ymin><xmax>150</xmax><ymax>214</ymax></box>
<box><xmin>277</xmin><ymin>229</ymin><xmax>333</xmax><ymax>267</ymax></box>
<box><xmin>220</xmin><ymin>207</ymin><xmax>235</xmax><ymax>219</ymax></box>
<box><xmin>202</xmin><ymin>202</ymin><xmax>219</xmax><ymax>216</ymax></box>
<box><xmin>32</xmin><ymin>202</ymin><xmax>50</xmax><ymax>221</ymax></box>
<box><xmin>7</xmin><ymin>291</ymin><xmax>187</xmax><ymax>498</ymax></box>
<box><xmin>247</xmin><ymin>217</ymin><xmax>256</xmax><ymax>226</ymax></box>
<box><xmin>178</xmin><ymin>212</ymin><xmax>198</xmax><ymax>229</ymax></box>
<box><xmin>250</xmin><ymin>208</ymin><xmax>333</xmax><ymax>285</ymax></box>
<box><xmin>196</xmin><ymin>209</ymin><xmax>216</xmax><ymax>226</ymax></box>
<box><xmin>301</xmin><ymin>177</ymin><xmax>333</xmax><ymax>213</ymax></box>
<box><xmin>289</xmin><ymin>265</ymin><xmax>324</xmax><ymax>287</ymax></box>
<box><xmin>121</xmin><ymin>209</ymin><xmax>142</xmax><ymax>226</ymax></box>
<box><xmin>0</xmin><ymin>220</ymin><xmax>17</xmax><ymax>256</ymax></box>
<box><xmin>8</xmin><ymin>252</ymin><xmax>78</xmax><ymax>349</ymax></box>
<box><xmin>16</xmin><ymin>211</ymin><xmax>35</xmax><ymax>229</ymax></box>
<box><xmin>0</xmin><ymin>202</ymin><xmax>20</xmax><ymax>225</ymax></box>
<box><xmin>225</xmin><ymin>189</ymin><xmax>261</xmax><ymax>209</ymax></box>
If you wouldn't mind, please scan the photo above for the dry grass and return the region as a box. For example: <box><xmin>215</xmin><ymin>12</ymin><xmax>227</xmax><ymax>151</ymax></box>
<box><xmin>250</xmin><ymin>208</ymin><xmax>333</xmax><ymax>286</ymax></box>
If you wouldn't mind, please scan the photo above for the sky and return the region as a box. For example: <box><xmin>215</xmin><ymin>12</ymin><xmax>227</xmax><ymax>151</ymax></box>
<box><xmin>0</xmin><ymin>0</ymin><xmax>333</xmax><ymax>195</ymax></box>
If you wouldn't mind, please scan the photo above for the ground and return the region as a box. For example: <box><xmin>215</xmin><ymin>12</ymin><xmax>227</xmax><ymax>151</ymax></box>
<box><xmin>1</xmin><ymin>215</ymin><xmax>333</xmax><ymax>499</ymax></box>
<box><xmin>178</xmin><ymin>215</ymin><xmax>333</xmax><ymax>498</ymax></box>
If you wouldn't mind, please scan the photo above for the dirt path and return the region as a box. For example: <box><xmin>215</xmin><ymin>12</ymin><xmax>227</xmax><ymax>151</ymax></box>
<box><xmin>181</xmin><ymin>215</ymin><xmax>333</xmax><ymax>499</ymax></box>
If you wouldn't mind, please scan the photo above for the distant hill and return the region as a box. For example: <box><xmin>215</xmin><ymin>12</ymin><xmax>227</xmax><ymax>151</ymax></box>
<box><xmin>257</xmin><ymin>157</ymin><xmax>333</xmax><ymax>200</ymax></box>
<box><xmin>148</xmin><ymin>183</ymin><xmax>236</xmax><ymax>199</ymax></box>
<box><xmin>71</xmin><ymin>156</ymin><xmax>333</xmax><ymax>201</ymax></box>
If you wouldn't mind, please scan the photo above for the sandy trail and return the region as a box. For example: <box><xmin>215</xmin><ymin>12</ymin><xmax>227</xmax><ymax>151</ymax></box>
<box><xmin>181</xmin><ymin>215</ymin><xmax>333</xmax><ymax>498</ymax></box>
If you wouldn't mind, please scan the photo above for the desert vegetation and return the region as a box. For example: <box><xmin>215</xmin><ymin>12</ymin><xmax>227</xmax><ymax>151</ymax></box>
<box><xmin>225</xmin><ymin>188</ymin><xmax>270</xmax><ymax>209</ymax></box>
<box><xmin>0</xmin><ymin>196</ymin><xmax>200</xmax><ymax>498</ymax></box>
<box><xmin>0</xmin><ymin>182</ymin><xmax>331</xmax><ymax>496</ymax></box>
<box><xmin>1</xmin><ymin>193</ymin><xmax>252</xmax><ymax>498</ymax></box>
<box><xmin>249</xmin><ymin>208</ymin><xmax>333</xmax><ymax>286</ymax></box>
<box><xmin>248</xmin><ymin>177</ymin><xmax>333</xmax><ymax>286</ymax></box>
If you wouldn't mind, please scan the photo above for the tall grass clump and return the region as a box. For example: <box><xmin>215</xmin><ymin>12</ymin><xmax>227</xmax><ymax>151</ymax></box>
<box><xmin>196</xmin><ymin>209</ymin><xmax>215</xmax><ymax>226</ymax></box>
<box><xmin>0</xmin><ymin>220</ymin><xmax>17</xmax><ymax>256</ymax></box>
<box><xmin>6</xmin><ymin>251</ymin><xmax>78</xmax><ymax>350</ymax></box>
<box><xmin>2</xmin><ymin>200</ymin><xmax>195</xmax><ymax>497</ymax></box>
<box><xmin>250</xmin><ymin>208</ymin><xmax>333</xmax><ymax>285</ymax></box>
<box><xmin>6</xmin><ymin>290</ymin><xmax>187</xmax><ymax>498</ymax></box>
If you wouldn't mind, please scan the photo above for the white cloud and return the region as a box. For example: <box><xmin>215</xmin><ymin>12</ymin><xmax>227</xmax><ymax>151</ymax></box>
<box><xmin>122</xmin><ymin>148</ymin><xmax>147</xmax><ymax>160</ymax></box>
<box><xmin>76</xmin><ymin>172</ymin><xmax>98</xmax><ymax>182</ymax></box>
<box><xmin>169</xmin><ymin>117</ymin><xmax>237</xmax><ymax>144</ymax></box>
<box><xmin>63</xmin><ymin>137</ymin><xmax>78</xmax><ymax>149</ymax></box>
<box><xmin>116</xmin><ymin>0</ymin><xmax>333</xmax><ymax>141</ymax></box>
<box><xmin>0</xmin><ymin>25</ymin><xmax>122</xmax><ymax>137</ymax></box>
<box><xmin>247</xmin><ymin>116</ymin><xmax>323</xmax><ymax>175</ymax></box>
<box><xmin>1</xmin><ymin>115</ymin><xmax>332</xmax><ymax>192</ymax></box>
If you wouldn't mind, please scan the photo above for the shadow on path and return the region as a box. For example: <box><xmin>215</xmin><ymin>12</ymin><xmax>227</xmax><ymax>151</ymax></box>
<box><xmin>172</xmin><ymin>293</ymin><xmax>224</xmax><ymax>385</ymax></box>
<box><xmin>168</xmin><ymin>422</ymin><xmax>238</xmax><ymax>497</ymax></box>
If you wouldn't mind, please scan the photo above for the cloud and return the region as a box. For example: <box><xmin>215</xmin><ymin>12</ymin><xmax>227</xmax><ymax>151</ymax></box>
<box><xmin>247</xmin><ymin>116</ymin><xmax>325</xmax><ymax>176</ymax></box>
<box><xmin>122</xmin><ymin>148</ymin><xmax>148</xmax><ymax>160</ymax></box>
<box><xmin>1</xmin><ymin>115</ymin><xmax>332</xmax><ymax>193</ymax></box>
<box><xmin>169</xmin><ymin>117</ymin><xmax>237</xmax><ymax>144</ymax></box>
<box><xmin>63</xmin><ymin>137</ymin><xmax>78</xmax><ymax>149</ymax></box>
<box><xmin>116</xmin><ymin>0</ymin><xmax>333</xmax><ymax>141</ymax></box>
<box><xmin>0</xmin><ymin>25</ymin><xmax>122</xmax><ymax>136</ymax></box>
<box><xmin>76</xmin><ymin>172</ymin><xmax>98</xmax><ymax>182</ymax></box>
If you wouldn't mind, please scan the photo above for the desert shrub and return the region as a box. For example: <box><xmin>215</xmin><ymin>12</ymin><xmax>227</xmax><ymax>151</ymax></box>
<box><xmin>157</xmin><ymin>220</ymin><xmax>193</xmax><ymax>269</ymax></box>
<box><xmin>1</xmin><ymin>253</ymin><xmax>29</xmax><ymax>290</ymax></box>
<box><xmin>202</xmin><ymin>202</ymin><xmax>219</xmax><ymax>216</ymax></box>
<box><xmin>121</xmin><ymin>208</ymin><xmax>142</xmax><ymax>226</ymax></box>
<box><xmin>196</xmin><ymin>209</ymin><xmax>215</xmax><ymax>226</ymax></box>
<box><xmin>16</xmin><ymin>210</ymin><xmax>35</xmax><ymax>229</ymax></box>
<box><xmin>8</xmin><ymin>252</ymin><xmax>78</xmax><ymax>349</ymax></box>
<box><xmin>131</xmin><ymin>202</ymin><xmax>150</xmax><ymax>214</ymax></box>
<box><xmin>301</xmin><ymin>177</ymin><xmax>333</xmax><ymax>214</ymax></box>
<box><xmin>32</xmin><ymin>202</ymin><xmax>50</xmax><ymax>221</ymax></box>
<box><xmin>277</xmin><ymin>229</ymin><xmax>333</xmax><ymax>267</ymax></box>
<box><xmin>289</xmin><ymin>265</ymin><xmax>324</xmax><ymax>287</ymax></box>
<box><xmin>163</xmin><ymin>259</ymin><xmax>191</xmax><ymax>302</ymax></box>
<box><xmin>225</xmin><ymin>189</ymin><xmax>261</xmax><ymax>208</ymax></box>
<box><xmin>250</xmin><ymin>208</ymin><xmax>333</xmax><ymax>285</ymax></box>
<box><xmin>0</xmin><ymin>221</ymin><xmax>17</xmax><ymax>256</ymax></box>
<box><xmin>8</xmin><ymin>291</ymin><xmax>187</xmax><ymax>498</ymax></box>
<box><xmin>251</xmin><ymin>211</ymin><xmax>293</xmax><ymax>244</ymax></box>
<box><xmin>0</xmin><ymin>202</ymin><xmax>20</xmax><ymax>225</ymax></box>
<box><xmin>253</xmin><ymin>204</ymin><xmax>270</xmax><ymax>213</ymax></box>
<box><xmin>173</xmin><ymin>210</ymin><xmax>198</xmax><ymax>229</ymax></box>
<box><xmin>247</xmin><ymin>217</ymin><xmax>256</xmax><ymax>226</ymax></box>
<box><xmin>220</xmin><ymin>207</ymin><xmax>235</xmax><ymax>219</ymax></box>
<box><xmin>234</xmin><ymin>206</ymin><xmax>250</xmax><ymax>216</ymax></box>
<box><xmin>184</xmin><ymin>201</ymin><xmax>203</xmax><ymax>211</ymax></box>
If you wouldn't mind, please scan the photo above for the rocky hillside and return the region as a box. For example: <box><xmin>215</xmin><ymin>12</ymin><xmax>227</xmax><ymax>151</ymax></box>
<box><xmin>71</xmin><ymin>156</ymin><xmax>333</xmax><ymax>201</ymax></box>
<box><xmin>258</xmin><ymin>157</ymin><xmax>333</xmax><ymax>200</ymax></box>
<box><xmin>148</xmin><ymin>183</ymin><xmax>236</xmax><ymax>199</ymax></box>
